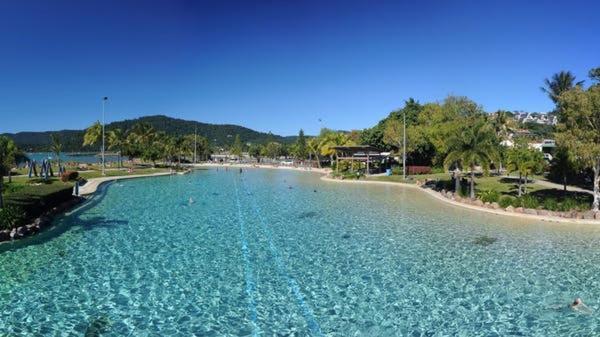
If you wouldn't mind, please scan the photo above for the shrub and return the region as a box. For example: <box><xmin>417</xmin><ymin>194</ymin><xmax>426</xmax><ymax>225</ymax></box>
<box><xmin>478</xmin><ymin>189</ymin><xmax>500</xmax><ymax>203</ymax></box>
<box><xmin>499</xmin><ymin>196</ymin><xmax>513</xmax><ymax>208</ymax></box>
<box><xmin>542</xmin><ymin>198</ymin><xmax>559</xmax><ymax>211</ymax></box>
<box><xmin>559</xmin><ymin>198</ymin><xmax>579</xmax><ymax>212</ymax></box>
<box><xmin>521</xmin><ymin>195</ymin><xmax>540</xmax><ymax>209</ymax></box>
<box><xmin>0</xmin><ymin>205</ymin><xmax>26</xmax><ymax>230</ymax></box>
<box><xmin>61</xmin><ymin>171</ymin><xmax>79</xmax><ymax>182</ymax></box>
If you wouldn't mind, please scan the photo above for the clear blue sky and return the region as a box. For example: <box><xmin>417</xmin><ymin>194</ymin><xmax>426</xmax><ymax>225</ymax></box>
<box><xmin>0</xmin><ymin>0</ymin><xmax>598</xmax><ymax>135</ymax></box>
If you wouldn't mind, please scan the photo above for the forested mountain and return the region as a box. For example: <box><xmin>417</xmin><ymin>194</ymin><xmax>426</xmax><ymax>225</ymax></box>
<box><xmin>2</xmin><ymin>115</ymin><xmax>296</xmax><ymax>152</ymax></box>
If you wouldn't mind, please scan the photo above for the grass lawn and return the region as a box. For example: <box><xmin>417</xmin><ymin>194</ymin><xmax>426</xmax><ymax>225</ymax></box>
<box><xmin>78</xmin><ymin>167</ymin><xmax>169</xmax><ymax>179</ymax></box>
<box><xmin>1</xmin><ymin>167</ymin><xmax>171</xmax><ymax>226</ymax></box>
<box><xmin>367</xmin><ymin>172</ymin><xmax>449</xmax><ymax>184</ymax></box>
<box><xmin>369</xmin><ymin>173</ymin><xmax>594</xmax><ymax>210</ymax></box>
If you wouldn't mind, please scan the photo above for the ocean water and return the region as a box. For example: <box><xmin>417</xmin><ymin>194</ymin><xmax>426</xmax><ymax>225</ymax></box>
<box><xmin>27</xmin><ymin>152</ymin><xmax>120</xmax><ymax>164</ymax></box>
<box><xmin>1</xmin><ymin>168</ymin><xmax>600</xmax><ymax>336</ymax></box>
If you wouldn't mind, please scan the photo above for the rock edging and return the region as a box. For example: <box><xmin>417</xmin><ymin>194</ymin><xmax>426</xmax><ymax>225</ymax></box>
<box><xmin>0</xmin><ymin>197</ymin><xmax>84</xmax><ymax>243</ymax></box>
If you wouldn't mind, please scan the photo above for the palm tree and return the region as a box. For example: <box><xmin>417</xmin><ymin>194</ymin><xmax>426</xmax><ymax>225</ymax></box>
<box><xmin>541</xmin><ymin>71</ymin><xmax>584</xmax><ymax>104</ymax></box>
<box><xmin>492</xmin><ymin>110</ymin><xmax>516</xmax><ymax>173</ymax></box>
<box><xmin>506</xmin><ymin>142</ymin><xmax>545</xmax><ymax>196</ymax></box>
<box><xmin>83</xmin><ymin>121</ymin><xmax>102</xmax><ymax>149</ymax></box>
<box><xmin>307</xmin><ymin>138</ymin><xmax>321</xmax><ymax>168</ymax></box>
<box><xmin>50</xmin><ymin>134</ymin><xmax>63</xmax><ymax>174</ymax></box>
<box><xmin>130</xmin><ymin>122</ymin><xmax>156</xmax><ymax>146</ymax></box>
<box><xmin>129</xmin><ymin>123</ymin><xmax>158</xmax><ymax>164</ymax></box>
<box><xmin>107</xmin><ymin>129</ymin><xmax>124</xmax><ymax>168</ymax></box>
<box><xmin>444</xmin><ymin>118</ymin><xmax>499</xmax><ymax>199</ymax></box>
<box><xmin>319</xmin><ymin>131</ymin><xmax>354</xmax><ymax>164</ymax></box>
<box><xmin>162</xmin><ymin>135</ymin><xmax>177</xmax><ymax>165</ymax></box>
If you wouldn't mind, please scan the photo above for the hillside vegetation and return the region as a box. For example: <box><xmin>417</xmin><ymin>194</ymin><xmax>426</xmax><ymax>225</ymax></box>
<box><xmin>2</xmin><ymin>115</ymin><xmax>296</xmax><ymax>152</ymax></box>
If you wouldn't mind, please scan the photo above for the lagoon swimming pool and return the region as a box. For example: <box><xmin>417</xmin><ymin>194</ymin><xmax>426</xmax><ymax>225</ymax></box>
<box><xmin>1</xmin><ymin>168</ymin><xmax>600</xmax><ymax>336</ymax></box>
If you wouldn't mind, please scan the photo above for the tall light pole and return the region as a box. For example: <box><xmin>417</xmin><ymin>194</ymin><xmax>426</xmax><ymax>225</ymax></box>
<box><xmin>102</xmin><ymin>97</ymin><xmax>108</xmax><ymax>176</ymax></box>
<box><xmin>194</xmin><ymin>126</ymin><xmax>197</xmax><ymax>164</ymax></box>
<box><xmin>402</xmin><ymin>109</ymin><xmax>406</xmax><ymax>180</ymax></box>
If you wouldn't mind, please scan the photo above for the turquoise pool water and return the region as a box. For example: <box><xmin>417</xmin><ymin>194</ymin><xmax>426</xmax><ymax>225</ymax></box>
<box><xmin>1</xmin><ymin>168</ymin><xmax>600</xmax><ymax>336</ymax></box>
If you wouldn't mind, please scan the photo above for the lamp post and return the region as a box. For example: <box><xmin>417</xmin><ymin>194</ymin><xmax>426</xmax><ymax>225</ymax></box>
<box><xmin>402</xmin><ymin>109</ymin><xmax>406</xmax><ymax>180</ymax></box>
<box><xmin>102</xmin><ymin>97</ymin><xmax>108</xmax><ymax>176</ymax></box>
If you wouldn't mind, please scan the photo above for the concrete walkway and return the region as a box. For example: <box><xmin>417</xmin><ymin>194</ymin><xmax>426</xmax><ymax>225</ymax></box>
<box><xmin>78</xmin><ymin>172</ymin><xmax>173</xmax><ymax>196</ymax></box>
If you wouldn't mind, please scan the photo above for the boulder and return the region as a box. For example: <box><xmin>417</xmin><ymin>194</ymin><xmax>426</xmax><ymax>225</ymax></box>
<box><xmin>0</xmin><ymin>230</ymin><xmax>10</xmax><ymax>242</ymax></box>
<box><xmin>505</xmin><ymin>206</ymin><xmax>515</xmax><ymax>212</ymax></box>
<box><xmin>491</xmin><ymin>202</ymin><xmax>501</xmax><ymax>209</ymax></box>
<box><xmin>515</xmin><ymin>207</ymin><xmax>524</xmax><ymax>213</ymax></box>
<box><xmin>537</xmin><ymin>210</ymin><xmax>550</xmax><ymax>216</ymax></box>
<box><xmin>524</xmin><ymin>208</ymin><xmax>537</xmax><ymax>215</ymax></box>
<box><xmin>473</xmin><ymin>199</ymin><xmax>484</xmax><ymax>207</ymax></box>
<box><xmin>596</xmin><ymin>212</ymin><xmax>600</xmax><ymax>220</ymax></box>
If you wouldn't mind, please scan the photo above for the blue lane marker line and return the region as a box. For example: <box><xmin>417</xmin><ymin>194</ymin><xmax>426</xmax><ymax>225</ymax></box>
<box><xmin>233</xmin><ymin>178</ymin><xmax>260</xmax><ymax>337</ymax></box>
<box><xmin>240</xmin><ymin>180</ymin><xmax>324</xmax><ymax>337</ymax></box>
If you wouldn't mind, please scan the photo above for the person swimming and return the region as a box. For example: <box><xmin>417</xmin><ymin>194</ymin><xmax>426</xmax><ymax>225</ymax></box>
<box><xmin>570</xmin><ymin>298</ymin><xmax>592</xmax><ymax>313</ymax></box>
<box><xmin>189</xmin><ymin>197</ymin><xmax>195</xmax><ymax>204</ymax></box>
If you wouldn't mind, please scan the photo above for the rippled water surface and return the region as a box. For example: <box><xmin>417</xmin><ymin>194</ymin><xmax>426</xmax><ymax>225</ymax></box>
<box><xmin>2</xmin><ymin>168</ymin><xmax>600</xmax><ymax>336</ymax></box>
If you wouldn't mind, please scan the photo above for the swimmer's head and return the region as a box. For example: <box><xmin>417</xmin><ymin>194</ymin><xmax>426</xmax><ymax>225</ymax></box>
<box><xmin>573</xmin><ymin>298</ymin><xmax>582</xmax><ymax>306</ymax></box>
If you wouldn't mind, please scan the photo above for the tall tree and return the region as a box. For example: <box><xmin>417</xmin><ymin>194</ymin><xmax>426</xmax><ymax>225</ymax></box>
<box><xmin>130</xmin><ymin>123</ymin><xmax>158</xmax><ymax>165</ymax></box>
<box><xmin>230</xmin><ymin>134</ymin><xmax>243</xmax><ymax>159</ymax></box>
<box><xmin>505</xmin><ymin>141</ymin><xmax>545</xmax><ymax>196</ymax></box>
<box><xmin>307</xmin><ymin>138</ymin><xmax>321</xmax><ymax>168</ymax></box>
<box><xmin>50</xmin><ymin>134</ymin><xmax>63</xmax><ymax>173</ymax></box>
<box><xmin>382</xmin><ymin>118</ymin><xmax>406</xmax><ymax>158</ymax></box>
<box><xmin>443</xmin><ymin>118</ymin><xmax>499</xmax><ymax>199</ymax></box>
<box><xmin>555</xmin><ymin>85</ymin><xmax>600</xmax><ymax>211</ymax></box>
<box><xmin>262</xmin><ymin>142</ymin><xmax>283</xmax><ymax>159</ymax></box>
<box><xmin>294</xmin><ymin>129</ymin><xmax>307</xmax><ymax>160</ymax></box>
<box><xmin>491</xmin><ymin>110</ymin><xmax>517</xmax><ymax>173</ymax></box>
<box><xmin>82</xmin><ymin>121</ymin><xmax>102</xmax><ymax>150</ymax></box>
<box><xmin>248</xmin><ymin>144</ymin><xmax>262</xmax><ymax>163</ymax></box>
<box><xmin>319</xmin><ymin>130</ymin><xmax>354</xmax><ymax>163</ymax></box>
<box><xmin>0</xmin><ymin>136</ymin><xmax>17</xmax><ymax>209</ymax></box>
<box><xmin>590</xmin><ymin>67</ymin><xmax>600</xmax><ymax>84</ymax></box>
<box><xmin>549</xmin><ymin>145</ymin><xmax>574</xmax><ymax>192</ymax></box>
<box><xmin>107</xmin><ymin>129</ymin><xmax>124</xmax><ymax>167</ymax></box>
<box><xmin>541</xmin><ymin>71</ymin><xmax>585</xmax><ymax>105</ymax></box>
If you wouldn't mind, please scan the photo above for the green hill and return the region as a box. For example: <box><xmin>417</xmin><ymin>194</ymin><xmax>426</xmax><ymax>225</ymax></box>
<box><xmin>3</xmin><ymin>115</ymin><xmax>295</xmax><ymax>152</ymax></box>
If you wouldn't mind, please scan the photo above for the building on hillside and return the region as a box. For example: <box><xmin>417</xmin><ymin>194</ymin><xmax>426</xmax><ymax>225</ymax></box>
<box><xmin>512</xmin><ymin>111</ymin><xmax>558</xmax><ymax>126</ymax></box>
